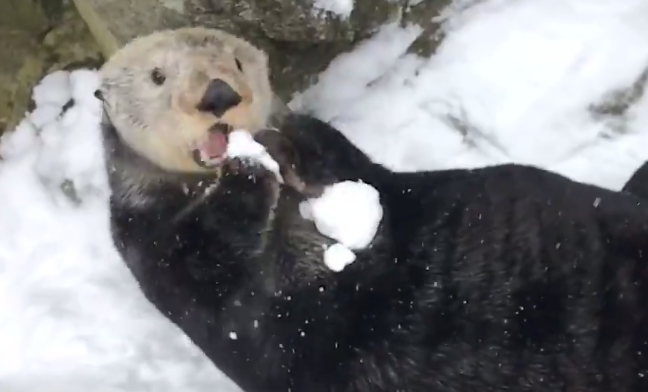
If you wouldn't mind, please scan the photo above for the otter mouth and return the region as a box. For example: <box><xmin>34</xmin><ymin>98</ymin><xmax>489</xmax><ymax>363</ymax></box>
<box><xmin>193</xmin><ymin>123</ymin><xmax>233</xmax><ymax>168</ymax></box>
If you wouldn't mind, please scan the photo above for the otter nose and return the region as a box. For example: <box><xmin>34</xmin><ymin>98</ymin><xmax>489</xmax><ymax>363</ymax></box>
<box><xmin>196</xmin><ymin>79</ymin><xmax>242</xmax><ymax>117</ymax></box>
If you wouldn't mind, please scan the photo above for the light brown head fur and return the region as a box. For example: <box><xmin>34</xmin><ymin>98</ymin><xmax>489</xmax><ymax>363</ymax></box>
<box><xmin>99</xmin><ymin>27</ymin><xmax>273</xmax><ymax>173</ymax></box>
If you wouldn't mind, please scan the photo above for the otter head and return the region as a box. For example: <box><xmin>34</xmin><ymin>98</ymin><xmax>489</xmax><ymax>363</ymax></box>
<box><xmin>98</xmin><ymin>27</ymin><xmax>273</xmax><ymax>173</ymax></box>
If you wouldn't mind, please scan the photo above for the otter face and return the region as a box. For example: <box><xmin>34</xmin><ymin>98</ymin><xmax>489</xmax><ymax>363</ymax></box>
<box><xmin>99</xmin><ymin>27</ymin><xmax>274</xmax><ymax>173</ymax></box>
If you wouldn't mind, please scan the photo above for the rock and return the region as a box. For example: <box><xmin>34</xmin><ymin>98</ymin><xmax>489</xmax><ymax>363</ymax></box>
<box><xmin>70</xmin><ymin>0</ymin><xmax>455</xmax><ymax>102</ymax></box>
<box><xmin>589</xmin><ymin>66</ymin><xmax>648</xmax><ymax>134</ymax></box>
<box><xmin>185</xmin><ymin>0</ymin><xmax>456</xmax><ymax>100</ymax></box>
<box><xmin>403</xmin><ymin>0</ymin><xmax>453</xmax><ymax>56</ymax></box>
<box><xmin>72</xmin><ymin>0</ymin><xmax>190</xmax><ymax>58</ymax></box>
<box><xmin>185</xmin><ymin>0</ymin><xmax>406</xmax><ymax>99</ymax></box>
<box><xmin>0</xmin><ymin>0</ymin><xmax>103</xmax><ymax>135</ymax></box>
<box><xmin>191</xmin><ymin>0</ymin><xmax>405</xmax><ymax>44</ymax></box>
<box><xmin>0</xmin><ymin>30</ymin><xmax>45</xmax><ymax>135</ymax></box>
<box><xmin>41</xmin><ymin>3</ymin><xmax>105</xmax><ymax>74</ymax></box>
<box><xmin>0</xmin><ymin>0</ymin><xmax>50</xmax><ymax>32</ymax></box>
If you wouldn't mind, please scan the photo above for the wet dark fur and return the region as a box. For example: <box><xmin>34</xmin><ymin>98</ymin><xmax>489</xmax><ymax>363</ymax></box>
<box><xmin>105</xmin><ymin>113</ymin><xmax>648</xmax><ymax>392</ymax></box>
<box><xmin>623</xmin><ymin>161</ymin><xmax>648</xmax><ymax>200</ymax></box>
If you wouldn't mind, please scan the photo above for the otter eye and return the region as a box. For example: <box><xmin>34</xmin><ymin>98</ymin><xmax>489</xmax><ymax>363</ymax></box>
<box><xmin>235</xmin><ymin>58</ymin><xmax>243</xmax><ymax>72</ymax></box>
<box><xmin>151</xmin><ymin>68</ymin><xmax>166</xmax><ymax>85</ymax></box>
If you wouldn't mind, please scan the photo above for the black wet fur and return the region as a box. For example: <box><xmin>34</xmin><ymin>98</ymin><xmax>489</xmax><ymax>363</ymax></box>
<box><xmin>105</xmin><ymin>113</ymin><xmax>648</xmax><ymax>392</ymax></box>
<box><xmin>623</xmin><ymin>161</ymin><xmax>648</xmax><ymax>200</ymax></box>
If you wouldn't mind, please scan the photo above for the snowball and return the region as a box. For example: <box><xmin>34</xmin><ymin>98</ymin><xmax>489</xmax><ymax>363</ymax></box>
<box><xmin>301</xmin><ymin>180</ymin><xmax>383</xmax><ymax>250</ymax></box>
<box><xmin>300</xmin><ymin>181</ymin><xmax>382</xmax><ymax>272</ymax></box>
<box><xmin>323</xmin><ymin>243</ymin><xmax>357</xmax><ymax>272</ymax></box>
<box><xmin>226</xmin><ymin>130</ymin><xmax>283</xmax><ymax>182</ymax></box>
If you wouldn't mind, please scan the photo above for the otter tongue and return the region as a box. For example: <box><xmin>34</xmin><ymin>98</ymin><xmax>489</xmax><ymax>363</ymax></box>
<box><xmin>201</xmin><ymin>131</ymin><xmax>227</xmax><ymax>158</ymax></box>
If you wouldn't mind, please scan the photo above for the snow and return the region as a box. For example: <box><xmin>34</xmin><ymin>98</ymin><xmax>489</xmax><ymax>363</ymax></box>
<box><xmin>300</xmin><ymin>181</ymin><xmax>383</xmax><ymax>271</ymax></box>
<box><xmin>323</xmin><ymin>243</ymin><xmax>357</xmax><ymax>272</ymax></box>
<box><xmin>313</xmin><ymin>0</ymin><xmax>355</xmax><ymax>19</ymax></box>
<box><xmin>291</xmin><ymin>0</ymin><xmax>648</xmax><ymax>190</ymax></box>
<box><xmin>0</xmin><ymin>70</ymin><xmax>240</xmax><ymax>392</ymax></box>
<box><xmin>3</xmin><ymin>0</ymin><xmax>648</xmax><ymax>390</ymax></box>
<box><xmin>226</xmin><ymin>129</ymin><xmax>283</xmax><ymax>181</ymax></box>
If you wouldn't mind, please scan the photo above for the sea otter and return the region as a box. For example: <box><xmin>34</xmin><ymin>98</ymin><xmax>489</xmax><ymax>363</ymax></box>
<box><xmin>99</xmin><ymin>27</ymin><xmax>648</xmax><ymax>392</ymax></box>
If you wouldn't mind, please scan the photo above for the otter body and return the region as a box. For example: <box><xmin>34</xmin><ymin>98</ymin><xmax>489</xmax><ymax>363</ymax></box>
<box><xmin>99</xmin><ymin>27</ymin><xmax>648</xmax><ymax>392</ymax></box>
<box><xmin>106</xmin><ymin>112</ymin><xmax>648</xmax><ymax>392</ymax></box>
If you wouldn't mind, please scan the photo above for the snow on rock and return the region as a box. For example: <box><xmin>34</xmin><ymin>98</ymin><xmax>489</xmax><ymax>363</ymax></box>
<box><xmin>226</xmin><ymin>129</ymin><xmax>283</xmax><ymax>182</ymax></box>
<box><xmin>313</xmin><ymin>0</ymin><xmax>355</xmax><ymax>19</ymax></box>
<box><xmin>293</xmin><ymin>0</ymin><xmax>648</xmax><ymax>190</ymax></box>
<box><xmin>300</xmin><ymin>181</ymin><xmax>383</xmax><ymax>271</ymax></box>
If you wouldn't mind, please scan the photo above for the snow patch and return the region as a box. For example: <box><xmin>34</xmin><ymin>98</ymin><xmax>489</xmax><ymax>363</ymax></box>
<box><xmin>313</xmin><ymin>0</ymin><xmax>355</xmax><ymax>19</ymax></box>
<box><xmin>293</xmin><ymin>0</ymin><xmax>648</xmax><ymax>187</ymax></box>
<box><xmin>0</xmin><ymin>69</ymin><xmax>240</xmax><ymax>392</ymax></box>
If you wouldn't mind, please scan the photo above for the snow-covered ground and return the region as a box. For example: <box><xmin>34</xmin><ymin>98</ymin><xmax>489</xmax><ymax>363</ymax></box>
<box><xmin>2</xmin><ymin>0</ymin><xmax>648</xmax><ymax>390</ymax></box>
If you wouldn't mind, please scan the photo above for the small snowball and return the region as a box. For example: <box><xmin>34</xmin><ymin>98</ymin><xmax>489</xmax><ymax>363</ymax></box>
<box><xmin>226</xmin><ymin>130</ymin><xmax>283</xmax><ymax>182</ymax></box>
<box><xmin>228</xmin><ymin>332</ymin><xmax>238</xmax><ymax>340</ymax></box>
<box><xmin>300</xmin><ymin>180</ymin><xmax>382</xmax><ymax>250</ymax></box>
<box><xmin>323</xmin><ymin>243</ymin><xmax>357</xmax><ymax>272</ymax></box>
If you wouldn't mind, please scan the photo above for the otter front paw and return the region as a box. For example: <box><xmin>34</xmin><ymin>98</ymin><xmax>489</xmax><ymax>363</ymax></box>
<box><xmin>253</xmin><ymin>128</ymin><xmax>325</xmax><ymax>198</ymax></box>
<box><xmin>218</xmin><ymin>156</ymin><xmax>280</xmax><ymax>214</ymax></box>
<box><xmin>226</xmin><ymin>129</ymin><xmax>283</xmax><ymax>182</ymax></box>
<box><xmin>221</xmin><ymin>156</ymin><xmax>278</xmax><ymax>187</ymax></box>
